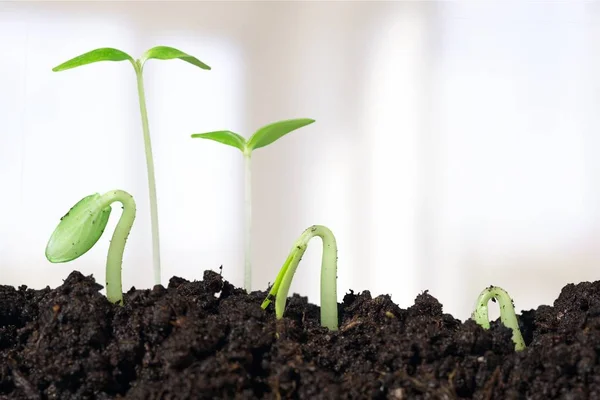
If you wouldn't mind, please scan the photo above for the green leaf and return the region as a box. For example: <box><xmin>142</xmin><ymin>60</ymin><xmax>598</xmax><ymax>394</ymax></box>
<box><xmin>191</xmin><ymin>130</ymin><xmax>246</xmax><ymax>153</ymax></box>
<box><xmin>52</xmin><ymin>48</ymin><xmax>133</xmax><ymax>72</ymax></box>
<box><xmin>140</xmin><ymin>46</ymin><xmax>211</xmax><ymax>70</ymax></box>
<box><xmin>261</xmin><ymin>252</ymin><xmax>295</xmax><ymax>310</ymax></box>
<box><xmin>45</xmin><ymin>194</ymin><xmax>112</xmax><ymax>263</ymax></box>
<box><xmin>247</xmin><ymin>118</ymin><xmax>315</xmax><ymax>152</ymax></box>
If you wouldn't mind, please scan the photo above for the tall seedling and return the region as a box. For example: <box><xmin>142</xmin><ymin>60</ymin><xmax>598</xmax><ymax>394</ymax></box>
<box><xmin>53</xmin><ymin>46</ymin><xmax>211</xmax><ymax>286</ymax></box>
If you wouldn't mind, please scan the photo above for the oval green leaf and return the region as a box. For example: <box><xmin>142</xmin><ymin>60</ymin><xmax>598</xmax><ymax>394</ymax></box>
<box><xmin>191</xmin><ymin>130</ymin><xmax>246</xmax><ymax>153</ymax></box>
<box><xmin>140</xmin><ymin>46</ymin><xmax>211</xmax><ymax>70</ymax></box>
<box><xmin>52</xmin><ymin>48</ymin><xmax>134</xmax><ymax>72</ymax></box>
<box><xmin>45</xmin><ymin>194</ymin><xmax>112</xmax><ymax>263</ymax></box>
<box><xmin>247</xmin><ymin>118</ymin><xmax>315</xmax><ymax>152</ymax></box>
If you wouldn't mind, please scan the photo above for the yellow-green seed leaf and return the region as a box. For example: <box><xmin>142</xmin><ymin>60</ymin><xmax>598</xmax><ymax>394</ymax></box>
<box><xmin>140</xmin><ymin>46</ymin><xmax>211</xmax><ymax>70</ymax></box>
<box><xmin>191</xmin><ymin>130</ymin><xmax>246</xmax><ymax>153</ymax></box>
<box><xmin>247</xmin><ymin>118</ymin><xmax>315</xmax><ymax>152</ymax></box>
<box><xmin>52</xmin><ymin>48</ymin><xmax>134</xmax><ymax>72</ymax></box>
<box><xmin>45</xmin><ymin>194</ymin><xmax>112</xmax><ymax>263</ymax></box>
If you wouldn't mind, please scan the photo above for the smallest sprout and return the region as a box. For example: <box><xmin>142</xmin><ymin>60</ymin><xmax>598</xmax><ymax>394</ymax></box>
<box><xmin>471</xmin><ymin>286</ymin><xmax>526</xmax><ymax>351</ymax></box>
<box><xmin>261</xmin><ymin>225</ymin><xmax>338</xmax><ymax>331</ymax></box>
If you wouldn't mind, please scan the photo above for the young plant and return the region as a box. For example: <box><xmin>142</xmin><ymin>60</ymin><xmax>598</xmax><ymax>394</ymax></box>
<box><xmin>45</xmin><ymin>190</ymin><xmax>136</xmax><ymax>305</ymax></box>
<box><xmin>191</xmin><ymin>118</ymin><xmax>315</xmax><ymax>291</ymax></box>
<box><xmin>471</xmin><ymin>286</ymin><xmax>526</xmax><ymax>351</ymax></box>
<box><xmin>260</xmin><ymin>225</ymin><xmax>338</xmax><ymax>331</ymax></box>
<box><xmin>52</xmin><ymin>46</ymin><xmax>211</xmax><ymax>286</ymax></box>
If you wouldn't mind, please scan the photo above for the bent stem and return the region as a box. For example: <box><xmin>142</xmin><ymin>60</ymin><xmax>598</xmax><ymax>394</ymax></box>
<box><xmin>244</xmin><ymin>151</ymin><xmax>252</xmax><ymax>291</ymax></box>
<box><xmin>132</xmin><ymin>60</ymin><xmax>161</xmax><ymax>286</ymax></box>
<box><xmin>100</xmin><ymin>190</ymin><xmax>136</xmax><ymax>304</ymax></box>
<box><xmin>261</xmin><ymin>225</ymin><xmax>338</xmax><ymax>330</ymax></box>
<box><xmin>472</xmin><ymin>286</ymin><xmax>526</xmax><ymax>351</ymax></box>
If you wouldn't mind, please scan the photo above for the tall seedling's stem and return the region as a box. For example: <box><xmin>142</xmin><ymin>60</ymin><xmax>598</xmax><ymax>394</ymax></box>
<box><xmin>261</xmin><ymin>225</ymin><xmax>338</xmax><ymax>330</ymax></box>
<box><xmin>244</xmin><ymin>151</ymin><xmax>252</xmax><ymax>290</ymax></box>
<box><xmin>133</xmin><ymin>61</ymin><xmax>162</xmax><ymax>286</ymax></box>
<box><xmin>472</xmin><ymin>286</ymin><xmax>526</xmax><ymax>351</ymax></box>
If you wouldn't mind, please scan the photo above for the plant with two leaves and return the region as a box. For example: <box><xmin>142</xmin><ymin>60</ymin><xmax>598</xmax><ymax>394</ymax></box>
<box><xmin>191</xmin><ymin>118</ymin><xmax>315</xmax><ymax>291</ymax></box>
<box><xmin>52</xmin><ymin>46</ymin><xmax>211</xmax><ymax>287</ymax></box>
<box><xmin>45</xmin><ymin>190</ymin><xmax>136</xmax><ymax>305</ymax></box>
<box><xmin>260</xmin><ymin>225</ymin><xmax>338</xmax><ymax>331</ymax></box>
<box><xmin>471</xmin><ymin>285</ymin><xmax>526</xmax><ymax>351</ymax></box>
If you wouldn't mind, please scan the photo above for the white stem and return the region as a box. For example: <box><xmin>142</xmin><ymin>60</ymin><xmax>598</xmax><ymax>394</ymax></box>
<box><xmin>244</xmin><ymin>151</ymin><xmax>252</xmax><ymax>291</ymax></box>
<box><xmin>133</xmin><ymin>60</ymin><xmax>162</xmax><ymax>286</ymax></box>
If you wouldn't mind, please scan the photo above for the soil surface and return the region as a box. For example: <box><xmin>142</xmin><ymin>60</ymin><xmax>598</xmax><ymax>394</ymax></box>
<box><xmin>1</xmin><ymin>270</ymin><xmax>600</xmax><ymax>399</ymax></box>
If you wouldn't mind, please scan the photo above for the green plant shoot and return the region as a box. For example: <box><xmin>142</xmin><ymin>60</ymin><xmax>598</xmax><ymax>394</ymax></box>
<box><xmin>260</xmin><ymin>225</ymin><xmax>338</xmax><ymax>331</ymax></box>
<box><xmin>45</xmin><ymin>190</ymin><xmax>136</xmax><ymax>305</ymax></box>
<box><xmin>191</xmin><ymin>118</ymin><xmax>315</xmax><ymax>291</ymax></box>
<box><xmin>52</xmin><ymin>46</ymin><xmax>211</xmax><ymax>287</ymax></box>
<box><xmin>471</xmin><ymin>286</ymin><xmax>526</xmax><ymax>351</ymax></box>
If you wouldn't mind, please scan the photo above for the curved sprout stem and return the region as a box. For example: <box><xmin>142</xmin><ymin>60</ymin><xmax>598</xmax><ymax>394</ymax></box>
<box><xmin>261</xmin><ymin>225</ymin><xmax>338</xmax><ymax>330</ymax></box>
<box><xmin>97</xmin><ymin>190</ymin><xmax>137</xmax><ymax>304</ymax></box>
<box><xmin>472</xmin><ymin>286</ymin><xmax>525</xmax><ymax>351</ymax></box>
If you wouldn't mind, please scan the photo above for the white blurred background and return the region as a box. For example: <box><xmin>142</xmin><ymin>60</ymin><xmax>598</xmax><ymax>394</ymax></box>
<box><xmin>1</xmin><ymin>0</ymin><xmax>600</xmax><ymax>321</ymax></box>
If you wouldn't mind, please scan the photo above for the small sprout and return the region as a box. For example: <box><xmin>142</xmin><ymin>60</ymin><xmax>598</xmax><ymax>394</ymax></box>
<box><xmin>45</xmin><ymin>190</ymin><xmax>136</xmax><ymax>305</ymax></box>
<box><xmin>52</xmin><ymin>46</ymin><xmax>211</xmax><ymax>287</ymax></box>
<box><xmin>191</xmin><ymin>118</ymin><xmax>315</xmax><ymax>291</ymax></box>
<box><xmin>471</xmin><ymin>286</ymin><xmax>525</xmax><ymax>351</ymax></box>
<box><xmin>261</xmin><ymin>225</ymin><xmax>338</xmax><ymax>331</ymax></box>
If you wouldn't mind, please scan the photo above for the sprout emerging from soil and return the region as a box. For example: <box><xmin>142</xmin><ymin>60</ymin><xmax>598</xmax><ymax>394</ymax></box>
<box><xmin>261</xmin><ymin>225</ymin><xmax>338</xmax><ymax>331</ymax></box>
<box><xmin>45</xmin><ymin>190</ymin><xmax>136</xmax><ymax>305</ymax></box>
<box><xmin>53</xmin><ymin>46</ymin><xmax>211</xmax><ymax>287</ymax></box>
<box><xmin>471</xmin><ymin>286</ymin><xmax>526</xmax><ymax>351</ymax></box>
<box><xmin>191</xmin><ymin>118</ymin><xmax>315</xmax><ymax>292</ymax></box>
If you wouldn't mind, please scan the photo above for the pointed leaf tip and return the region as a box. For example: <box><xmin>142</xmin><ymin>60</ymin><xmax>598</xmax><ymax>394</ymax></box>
<box><xmin>141</xmin><ymin>46</ymin><xmax>211</xmax><ymax>70</ymax></box>
<box><xmin>247</xmin><ymin>118</ymin><xmax>316</xmax><ymax>152</ymax></box>
<box><xmin>52</xmin><ymin>48</ymin><xmax>133</xmax><ymax>72</ymax></box>
<box><xmin>191</xmin><ymin>130</ymin><xmax>246</xmax><ymax>152</ymax></box>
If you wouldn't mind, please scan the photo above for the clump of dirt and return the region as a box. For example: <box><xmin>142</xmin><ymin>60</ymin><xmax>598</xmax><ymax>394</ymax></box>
<box><xmin>1</xmin><ymin>269</ymin><xmax>600</xmax><ymax>399</ymax></box>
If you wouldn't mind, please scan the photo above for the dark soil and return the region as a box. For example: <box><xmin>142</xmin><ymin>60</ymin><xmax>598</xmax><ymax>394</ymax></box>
<box><xmin>1</xmin><ymin>270</ymin><xmax>600</xmax><ymax>399</ymax></box>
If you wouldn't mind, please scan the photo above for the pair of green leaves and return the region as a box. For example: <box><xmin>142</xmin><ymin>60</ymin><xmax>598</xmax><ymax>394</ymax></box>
<box><xmin>52</xmin><ymin>46</ymin><xmax>211</xmax><ymax>72</ymax></box>
<box><xmin>191</xmin><ymin>118</ymin><xmax>315</xmax><ymax>155</ymax></box>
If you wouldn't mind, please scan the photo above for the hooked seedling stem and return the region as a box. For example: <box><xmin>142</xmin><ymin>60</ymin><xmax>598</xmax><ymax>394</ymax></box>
<box><xmin>261</xmin><ymin>225</ymin><xmax>338</xmax><ymax>330</ymax></box>
<box><xmin>472</xmin><ymin>286</ymin><xmax>525</xmax><ymax>351</ymax></box>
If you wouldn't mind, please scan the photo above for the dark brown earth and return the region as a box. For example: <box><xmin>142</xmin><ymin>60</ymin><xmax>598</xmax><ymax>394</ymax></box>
<box><xmin>1</xmin><ymin>270</ymin><xmax>600</xmax><ymax>400</ymax></box>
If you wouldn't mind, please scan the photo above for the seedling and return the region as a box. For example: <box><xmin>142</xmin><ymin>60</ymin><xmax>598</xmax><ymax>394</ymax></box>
<box><xmin>45</xmin><ymin>190</ymin><xmax>136</xmax><ymax>305</ymax></box>
<box><xmin>471</xmin><ymin>286</ymin><xmax>526</xmax><ymax>351</ymax></box>
<box><xmin>52</xmin><ymin>46</ymin><xmax>211</xmax><ymax>286</ymax></box>
<box><xmin>191</xmin><ymin>118</ymin><xmax>315</xmax><ymax>291</ymax></box>
<box><xmin>261</xmin><ymin>225</ymin><xmax>338</xmax><ymax>331</ymax></box>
